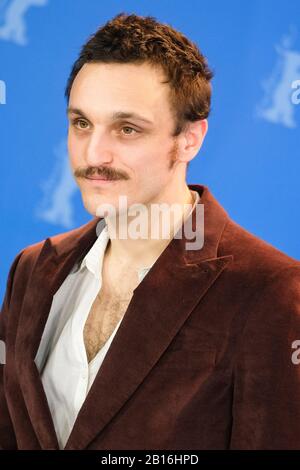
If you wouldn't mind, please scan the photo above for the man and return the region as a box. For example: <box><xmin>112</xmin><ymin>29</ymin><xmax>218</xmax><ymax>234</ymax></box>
<box><xmin>1</xmin><ymin>12</ymin><xmax>300</xmax><ymax>450</ymax></box>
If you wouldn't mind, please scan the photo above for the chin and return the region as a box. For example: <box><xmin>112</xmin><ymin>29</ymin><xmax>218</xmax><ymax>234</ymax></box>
<box><xmin>80</xmin><ymin>192</ymin><xmax>100</xmax><ymax>215</ymax></box>
<box><xmin>82</xmin><ymin>194</ymin><xmax>117</xmax><ymax>218</ymax></box>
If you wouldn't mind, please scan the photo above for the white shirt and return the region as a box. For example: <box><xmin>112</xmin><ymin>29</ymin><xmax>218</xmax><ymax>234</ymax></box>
<box><xmin>35</xmin><ymin>190</ymin><xmax>200</xmax><ymax>449</ymax></box>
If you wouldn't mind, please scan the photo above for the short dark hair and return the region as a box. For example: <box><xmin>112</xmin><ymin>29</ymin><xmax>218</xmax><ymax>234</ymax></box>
<box><xmin>65</xmin><ymin>12</ymin><xmax>214</xmax><ymax>137</ymax></box>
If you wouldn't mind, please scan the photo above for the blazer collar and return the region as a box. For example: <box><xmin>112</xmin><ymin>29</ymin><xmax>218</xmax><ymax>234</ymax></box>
<box><xmin>15</xmin><ymin>183</ymin><xmax>233</xmax><ymax>449</ymax></box>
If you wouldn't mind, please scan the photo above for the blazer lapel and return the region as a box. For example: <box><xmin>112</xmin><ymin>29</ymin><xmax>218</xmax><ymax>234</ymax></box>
<box><xmin>15</xmin><ymin>217</ymin><xmax>101</xmax><ymax>449</ymax></box>
<box><xmin>64</xmin><ymin>184</ymin><xmax>233</xmax><ymax>450</ymax></box>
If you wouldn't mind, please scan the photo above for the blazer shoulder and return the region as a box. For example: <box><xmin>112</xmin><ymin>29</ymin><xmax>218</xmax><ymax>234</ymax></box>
<box><xmin>219</xmin><ymin>220</ymin><xmax>300</xmax><ymax>355</ymax></box>
<box><xmin>13</xmin><ymin>217</ymin><xmax>99</xmax><ymax>271</ymax></box>
<box><xmin>220</xmin><ymin>218</ymin><xmax>300</xmax><ymax>277</ymax></box>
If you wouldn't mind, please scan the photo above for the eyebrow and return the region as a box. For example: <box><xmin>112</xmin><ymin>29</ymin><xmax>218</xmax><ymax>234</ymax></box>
<box><xmin>66</xmin><ymin>107</ymin><xmax>154</xmax><ymax>125</ymax></box>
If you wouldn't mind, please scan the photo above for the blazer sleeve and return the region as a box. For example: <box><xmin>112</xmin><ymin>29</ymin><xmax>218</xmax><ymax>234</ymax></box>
<box><xmin>0</xmin><ymin>249</ymin><xmax>24</xmax><ymax>450</ymax></box>
<box><xmin>229</xmin><ymin>264</ymin><xmax>300</xmax><ymax>449</ymax></box>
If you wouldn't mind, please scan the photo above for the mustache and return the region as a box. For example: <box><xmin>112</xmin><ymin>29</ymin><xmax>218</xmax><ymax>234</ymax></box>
<box><xmin>74</xmin><ymin>166</ymin><xmax>130</xmax><ymax>181</ymax></box>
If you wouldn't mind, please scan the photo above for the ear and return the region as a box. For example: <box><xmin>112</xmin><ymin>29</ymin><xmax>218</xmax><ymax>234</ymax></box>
<box><xmin>178</xmin><ymin>119</ymin><xmax>208</xmax><ymax>164</ymax></box>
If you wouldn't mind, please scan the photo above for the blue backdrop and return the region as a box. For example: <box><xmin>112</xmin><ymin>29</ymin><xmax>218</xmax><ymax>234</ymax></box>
<box><xmin>1</xmin><ymin>0</ymin><xmax>300</xmax><ymax>303</ymax></box>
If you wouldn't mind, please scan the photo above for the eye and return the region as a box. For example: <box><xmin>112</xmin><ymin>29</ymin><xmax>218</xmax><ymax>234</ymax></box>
<box><xmin>72</xmin><ymin>118</ymin><xmax>89</xmax><ymax>130</ymax></box>
<box><xmin>120</xmin><ymin>126</ymin><xmax>139</xmax><ymax>136</ymax></box>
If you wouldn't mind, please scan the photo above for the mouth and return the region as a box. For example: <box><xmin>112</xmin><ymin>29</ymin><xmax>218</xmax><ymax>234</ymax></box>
<box><xmin>86</xmin><ymin>176</ymin><xmax>113</xmax><ymax>180</ymax></box>
<box><xmin>84</xmin><ymin>176</ymin><xmax>120</xmax><ymax>185</ymax></box>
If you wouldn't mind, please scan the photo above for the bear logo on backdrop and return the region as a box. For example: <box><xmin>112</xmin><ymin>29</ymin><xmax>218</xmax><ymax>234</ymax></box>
<box><xmin>0</xmin><ymin>79</ymin><xmax>5</xmax><ymax>104</ymax></box>
<box><xmin>257</xmin><ymin>27</ymin><xmax>300</xmax><ymax>128</ymax></box>
<box><xmin>0</xmin><ymin>0</ymin><xmax>48</xmax><ymax>46</ymax></box>
<box><xmin>35</xmin><ymin>139</ymin><xmax>78</xmax><ymax>229</ymax></box>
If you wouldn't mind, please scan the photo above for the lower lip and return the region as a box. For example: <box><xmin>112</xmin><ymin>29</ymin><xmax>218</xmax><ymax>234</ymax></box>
<box><xmin>84</xmin><ymin>177</ymin><xmax>119</xmax><ymax>185</ymax></box>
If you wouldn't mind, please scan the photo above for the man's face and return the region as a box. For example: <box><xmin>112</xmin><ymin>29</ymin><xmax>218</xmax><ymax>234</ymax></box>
<box><xmin>67</xmin><ymin>62</ymin><xmax>183</xmax><ymax>217</ymax></box>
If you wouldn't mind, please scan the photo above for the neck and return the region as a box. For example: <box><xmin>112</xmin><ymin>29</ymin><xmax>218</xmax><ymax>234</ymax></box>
<box><xmin>104</xmin><ymin>183</ymin><xmax>196</xmax><ymax>269</ymax></box>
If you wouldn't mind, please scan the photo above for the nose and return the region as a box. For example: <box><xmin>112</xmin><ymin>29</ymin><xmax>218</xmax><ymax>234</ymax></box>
<box><xmin>85</xmin><ymin>129</ymin><xmax>114</xmax><ymax>167</ymax></box>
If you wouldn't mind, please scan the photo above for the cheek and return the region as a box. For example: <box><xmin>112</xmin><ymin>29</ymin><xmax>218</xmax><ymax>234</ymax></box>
<box><xmin>139</xmin><ymin>145</ymin><xmax>171</xmax><ymax>174</ymax></box>
<box><xmin>137</xmin><ymin>140</ymin><xmax>169</xmax><ymax>167</ymax></box>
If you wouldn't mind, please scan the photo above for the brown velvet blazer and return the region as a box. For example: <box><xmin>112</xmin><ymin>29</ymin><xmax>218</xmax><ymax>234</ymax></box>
<box><xmin>1</xmin><ymin>184</ymin><xmax>300</xmax><ymax>450</ymax></box>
